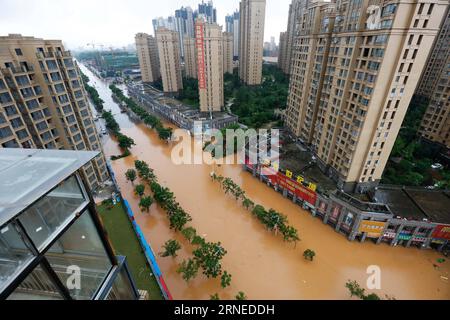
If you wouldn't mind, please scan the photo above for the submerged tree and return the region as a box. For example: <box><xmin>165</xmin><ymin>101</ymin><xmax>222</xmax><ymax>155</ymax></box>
<box><xmin>160</xmin><ymin>239</ymin><xmax>181</xmax><ymax>258</ymax></box>
<box><xmin>210</xmin><ymin>293</ymin><xmax>220</xmax><ymax>300</ymax></box>
<box><xmin>220</xmin><ymin>271</ymin><xmax>232</xmax><ymax>288</ymax></box>
<box><xmin>177</xmin><ymin>258</ymin><xmax>200</xmax><ymax>282</ymax></box>
<box><xmin>134</xmin><ymin>184</ymin><xmax>145</xmax><ymax>197</ymax></box>
<box><xmin>125</xmin><ymin>169</ymin><xmax>137</xmax><ymax>184</ymax></box>
<box><xmin>303</xmin><ymin>249</ymin><xmax>316</xmax><ymax>261</ymax></box>
<box><xmin>139</xmin><ymin>196</ymin><xmax>153</xmax><ymax>212</ymax></box>
<box><xmin>235</xmin><ymin>291</ymin><xmax>247</xmax><ymax>300</ymax></box>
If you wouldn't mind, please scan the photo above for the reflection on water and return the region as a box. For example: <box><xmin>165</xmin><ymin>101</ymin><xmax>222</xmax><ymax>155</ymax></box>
<box><xmin>80</xmin><ymin>64</ymin><xmax>450</xmax><ymax>300</ymax></box>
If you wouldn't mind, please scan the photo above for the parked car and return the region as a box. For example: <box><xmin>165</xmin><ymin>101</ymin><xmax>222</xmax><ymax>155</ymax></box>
<box><xmin>431</xmin><ymin>163</ymin><xmax>443</xmax><ymax>170</ymax></box>
<box><xmin>101</xmin><ymin>128</ymin><xmax>107</xmax><ymax>135</ymax></box>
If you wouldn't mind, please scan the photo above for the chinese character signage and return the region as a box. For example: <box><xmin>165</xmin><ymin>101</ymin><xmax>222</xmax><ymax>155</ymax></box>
<box><xmin>195</xmin><ymin>22</ymin><xmax>206</xmax><ymax>89</ymax></box>
<box><xmin>358</xmin><ymin>220</ymin><xmax>386</xmax><ymax>238</ymax></box>
<box><xmin>432</xmin><ymin>225</ymin><xmax>450</xmax><ymax>241</ymax></box>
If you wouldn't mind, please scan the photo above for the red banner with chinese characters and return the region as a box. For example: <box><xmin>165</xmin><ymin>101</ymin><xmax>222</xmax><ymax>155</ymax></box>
<box><xmin>195</xmin><ymin>22</ymin><xmax>206</xmax><ymax>89</ymax></box>
<box><xmin>276</xmin><ymin>173</ymin><xmax>317</xmax><ymax>206</ymax></box>
<box><xmin>432</xmin><ymin>224</ymin><xmax>450</xmax><ymax>240</ymax></box>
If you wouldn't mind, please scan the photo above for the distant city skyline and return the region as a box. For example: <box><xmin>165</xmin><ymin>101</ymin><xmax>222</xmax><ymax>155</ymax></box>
<box><xmin>0</xmin><ymin>0</ymin><xmax>291</xmax><ymax>50</ymax></box>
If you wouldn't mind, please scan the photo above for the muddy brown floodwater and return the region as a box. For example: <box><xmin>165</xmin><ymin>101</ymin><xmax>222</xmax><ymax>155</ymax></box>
<box><xmin>81</xmin><ymin>64</ymin><xmax>450</xmax><ymax>300</ymax></box>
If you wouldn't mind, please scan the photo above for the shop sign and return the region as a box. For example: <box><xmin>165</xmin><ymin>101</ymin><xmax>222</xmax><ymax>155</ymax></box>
<box><xmin>358</xmin><ymin>220</ymin><xmax>386</xmax><ymax>238</ymax></box>
<box><xmin>431</xmin><ymin>225</ymin><xmax>450</xmax><ymax>241</ymax></box>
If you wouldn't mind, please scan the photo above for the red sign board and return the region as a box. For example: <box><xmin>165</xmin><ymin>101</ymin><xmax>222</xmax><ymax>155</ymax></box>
<box><xmin>432</xmin><ymin>224</ymin><xmax>450</xmax><ymax>241</ymax></box>
<box><xmin>195</xmin><ymin>22</ymin><xmax>206</xmax><ymax>89</ymax></box>
<box><xmin>276</xmin><ymin>173</ymin><xmax>317</xmax><ymax>206</ymax></box>
<box><xmin>259</xmin><ymin>166</ymin><xmax>317</xmax><ymax>206</ymax></box>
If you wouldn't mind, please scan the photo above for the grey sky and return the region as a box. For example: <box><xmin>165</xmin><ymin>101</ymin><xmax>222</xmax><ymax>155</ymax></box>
<box><xmin>0</xmin><ymin>0</ymin><xmax>291</xmax><ymax>50</ymax></box>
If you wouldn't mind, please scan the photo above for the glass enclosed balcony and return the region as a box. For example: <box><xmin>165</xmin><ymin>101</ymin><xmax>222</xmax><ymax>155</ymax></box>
<box><xmin>0</xmin><ymin>148</ymin><xmax>139</xmax><ymax>300</ymax></box>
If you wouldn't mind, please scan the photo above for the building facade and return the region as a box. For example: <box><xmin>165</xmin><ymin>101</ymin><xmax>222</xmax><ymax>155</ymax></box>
<box><xmin>135</xmin><ymin>33</ymin><xmax>160</xmax><ymax>83</ymax></box>
<box><xmin>197</xmin><ymin>0</ymin><xmax>217</xmax><ymax>23</ymax></box>
<box><xmin>152</xmin><ymin>16</ymin><xmax>177</xmax><ymax>35</ymax></box>
<box><xmin>155</xmin><ymin>28</ymin><xmax>183</xmax><ymax>94</ymax></box>
<box><xmin>223</xmin><ymin>32</ymin><xmax>234</xmax><ymax>74</ymax></box>
<box><xmin>239</xmin><ymin>0</ymin><xmax>266</xmax><ymax>85</ymax></box>
<box><xmin>417</xmin><ymin>6</ymin><xmax>450</xmax><ymax>148</ymax></box>
<box><xmin>284</xmin><ymin>0</ymin><xmax>448</xmax><ymax>193</ymax></box>
<box><xmin>0</xmin><ymin>148</ymin><xmax>139</xmax><ymax>300</ymax></box>
<box><xmin>0</xmin><ymin>34</ymin><xmax>108</xmax><ymax>191</ymax></box>
<box><xmin>278</xmin><ymin>31</ymin><xmax>287</xmax><ymax>70</ymax></box>
<box><xmin>183</xmin><ymin>36</ymin><xmax>197</xmax><ymax>79</ymax></box>
<box><xmin>279</xmin><ymin>0</ymin><xmax>303</xmax><ymax>75</ymax></box>
<box><xmin>175</xmin><ymin>6</ymin><xmax>195</xmax><ymax>58</ymax></box>
<box><xmin>225</xmin><ymin>11</ymin><xmax>240</xmax><ymax>59</ymax></box>
<box><xmin>195</xmin><ymin>19</ymin><xmax>224</xmax><ymax>113</ymax></box>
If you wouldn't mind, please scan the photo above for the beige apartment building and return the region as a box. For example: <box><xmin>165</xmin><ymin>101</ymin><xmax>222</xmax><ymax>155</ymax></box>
<box><xmin>183</xmin><ymin>36</ymin><xmax>197</xmax><ymax>79</ymax></box>
<box><xmin>195</xmin><ymin>19</ymin><xmax>224</xmax><ymax>113</ymax></box>
<box><xmin>0</xmin><ymin>34</ymin><xmax>108</xmax><ymax>190</ymax></box>
<box><xmin>223</xmin><ymin>32</ymin><xmax>234</xmax><ymax>74</ymax></box>
<box><xmin>135</xmin><ymin>33</ymin><xmax>160</xmax><ymax>83</ymax></box>
<box><xmin>155</xmin><ymin>28</ymin><xmax>183</xmax><ymax>94</ymax></box>
<box><xmin>284</xmin><ymin>0</ymin><xmax>448</xmax><ymax>193</ymax></box>
<box><xmin>239</xmin><ymin>0</ymin><xmax>266</xmax><ymax>85</ymax></box>
<box><xmin>417</xmin><ymin>6</ymin><xmax>450</xmax><ymax>148</ymax></box>
<box><xmin>278</xmin><ymin>31</ymin><xmax>287</xmax><ymax>71</ymax></box>
<box><xmin>279</xmin><ymin>0</ymin><xmax>302</xmax><ymax>75</ymax></box>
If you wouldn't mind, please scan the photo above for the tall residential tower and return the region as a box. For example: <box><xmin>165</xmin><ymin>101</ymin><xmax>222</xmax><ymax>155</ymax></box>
<box><xmin>284</xmin><ymin>0</ymin><xmax>448</xmax><ymax>192</ymax></box>
<box><xmin>156</xmin><ymin>28</ymin><xmax>183</xmax><ymax>94</ymax></box>
<box><xmin>135</xmin><ymin>33</ymin><xmax>160</xmax><ymax>83</ymax></box>
<box><xmin>0</xmin><ymin>34</ymin><xmax>109</xmax><ymax>190</ymax></box>
<box><xmin>195</xmin><ymin>19</ymin><xmax>224</xmax><ymax>113</ymax></box>
<box><xmin>239</xmin><ymin>0</ymin><xmax>266</xmax><ymax>85</ymax></box>
<box><xmin>417</xmin><ymin>6</ymin><xmax>450</xmax><ymax>148</ymax></box>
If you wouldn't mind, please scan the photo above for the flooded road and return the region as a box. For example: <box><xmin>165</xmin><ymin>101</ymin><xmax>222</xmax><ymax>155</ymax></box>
<box><xmin>80</xmin><ymin>64</ymin><xmax>450</xmax><ymax>300</ymax></box>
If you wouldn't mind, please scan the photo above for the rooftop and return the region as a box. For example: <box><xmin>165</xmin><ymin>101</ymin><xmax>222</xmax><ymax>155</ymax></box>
<box><xmin>373</xmin><ymin>186</ymin><xmax>450</xmax><ymax>224</ymax></box>
<box><xmin>0</xmin><ymin>148</ymin><xmax>98</xmax><ymax>227</ymax></box>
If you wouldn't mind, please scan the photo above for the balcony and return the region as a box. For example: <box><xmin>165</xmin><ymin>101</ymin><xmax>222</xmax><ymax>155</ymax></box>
<box><xmin>0</xmin><ymin>149</ymin><xmax>139</xmax><ymax>300</ymax></box>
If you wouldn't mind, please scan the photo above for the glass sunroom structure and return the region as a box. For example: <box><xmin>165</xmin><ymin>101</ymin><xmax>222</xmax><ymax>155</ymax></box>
<box><xmin>0</xmin><ymin>148</ymin><xmax>138</xmax><ymax>300</ymax></box>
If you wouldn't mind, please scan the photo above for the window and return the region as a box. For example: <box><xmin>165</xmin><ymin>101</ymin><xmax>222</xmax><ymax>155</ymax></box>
<box><xmin>0</xmin><ymin>126</ymin><xmax>13</xmax><ymax>139</ymax></box>
<box><xmin>423</xmin><ymin>20</ymin><xmax>428</xmax><ymax>28</ymax></box>
<box><xmin>417</xmin><ymin>35</ymin><xmax>423</xmax><ymax>45</ymax></box>
<box><xmin>418</xmin><ymin>3</ymin><xmax>424</xmax><ymax>14</ymax></box>
<box><xmin>7</xmin><ymin>264</ymin><xmax>63</xmax><ymax>300</ymax></box>
<box><xmin>45</xmin><ymin>211</ymin><xmax>112</xmax><ymax>300</ymax></box>
<box><xmin>106</xmin><ymin>266</ymin><xmax>136</xmax><ymax>300</ymax></box>
<box><xmin>427</xmin><ymin>4</ymin><xmax>434</xmax><ymax>15</ymax></box>
<box><xmin>0</xmin><ymin>92</ymin><xmax>12</xmax><ymax>104</ymax></box>
<box><xmin>14</xmin><ymin>48</ymin><xmax>23</xmax><ymax>56</ymax></box>
<box><xmin>0</xmin><ymin>221</ymin><xmax>34</xmax><ymax>291</ymax></box>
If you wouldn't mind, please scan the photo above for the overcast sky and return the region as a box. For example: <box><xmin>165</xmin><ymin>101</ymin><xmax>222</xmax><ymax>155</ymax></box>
<box><xmin>0</xmin><ymin>0</ymin><xmax>292</xmax><ymax>50</ymax></box>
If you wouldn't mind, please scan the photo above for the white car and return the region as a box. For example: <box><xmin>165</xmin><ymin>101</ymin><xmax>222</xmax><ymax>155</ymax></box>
<box><xmin>431</xmin><ymin>163</ymin><xmax>443</xmax><ymax>170</ymax></box>
<box><xmin>101</xmin><ymin>129</ymin><xmax>107</xmax><ymax>135</ymax></box>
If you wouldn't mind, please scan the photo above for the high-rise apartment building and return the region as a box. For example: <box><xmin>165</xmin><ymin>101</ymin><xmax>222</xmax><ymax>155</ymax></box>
<box><xmin>225</xmin><ymin>11</ymin><xmax>240</xmax><ymax>58</ymax></box>
<box><xmin>155</xmin><ymin>28</ymin><xmax>183</xmax><ymax>94</ymax></box>
<box><xmin>152</xmin><ymin>16</ymin><xmax>177</xmax><ymax>35</ymax></box>
<box><xmin>284</xmin><ymin>0</ymin><xmax>448</xmax><ymax>193</ymax></box>
<box><xmin>135</xmin><ymin>33</ymin><xmax>160</xmax><ymax>83</ymax></box>
<box><xmin>239</xmin><ymin>0</ymin><xmax>266</xmax><ymax>85</ymax></box>
<box><xmin>183</xmin><ymin>36</ymin><xmax>197</xmax><ymax>79</ymax></box>
<box><xmin>223</xmin><ymin>32</ymin><xmax>234</xmax><ymax>74</ymax></box>
<box><xmin>195</xmin><ymin>19</ymin><xmax>224</xmax><ymax>113</ymax></box>
<box><xmin>279</xmin><ymin>0</ymin><xmax>302</xmax><ymax>75</ymax></box>
<box><xmin>175</xmin><ymin>7</ymin><xmax>195</xmax><ymax>58</ymax></box>
<box><xmin>278</xmin><ymin>31</ymin><xmax>287</xmax><ymax>70</ymax></box>
<box><xmin>0</xmin><ymin>34</ymin><xmax>108</xmax><ymax>191</ymax></box>
<box><xmin>197</xmin><ymin>0</ymin><xmax>217</xmax><ymax>23</ymax></box>
<box><xmin>417</xmin><ymin>6</ymin><xmax>450</xmax><ymax>148</ymax></box>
